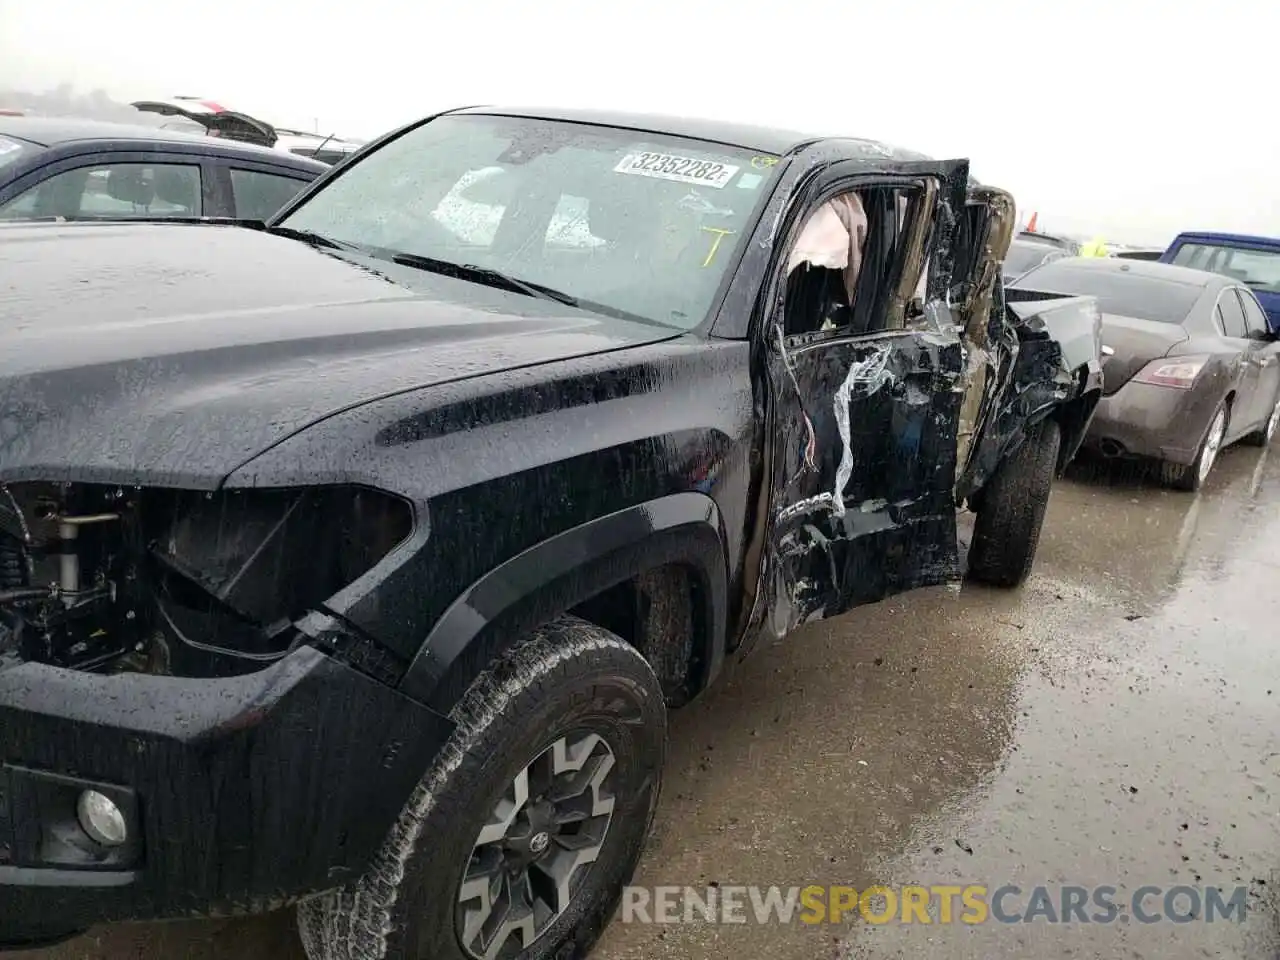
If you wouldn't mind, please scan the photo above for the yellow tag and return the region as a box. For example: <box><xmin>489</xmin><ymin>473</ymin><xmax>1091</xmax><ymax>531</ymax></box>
<box><xmin>700</xmin><ymin>227</ymin><xmax>736</xmax><ymax>267</ymax></box>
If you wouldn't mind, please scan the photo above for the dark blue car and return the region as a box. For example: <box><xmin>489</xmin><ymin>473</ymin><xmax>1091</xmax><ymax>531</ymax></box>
<box><xmin>1161</xmin><ymin>231</ymin><xmax>1280</xmax><ymax>333</ymax></box>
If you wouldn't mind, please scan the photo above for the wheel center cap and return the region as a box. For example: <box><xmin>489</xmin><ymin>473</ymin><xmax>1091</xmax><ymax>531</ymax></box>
<box><xmin>529</xmin><ymin>831</ymin><xmax>551</xmax><ymax>855</ymax></box>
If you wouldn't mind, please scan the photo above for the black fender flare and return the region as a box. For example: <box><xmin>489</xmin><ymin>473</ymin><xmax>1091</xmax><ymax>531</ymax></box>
<box><xmin>397</xmin><ymin>492</ymin><xmax>729</xmax><ymax>712</ymax></box>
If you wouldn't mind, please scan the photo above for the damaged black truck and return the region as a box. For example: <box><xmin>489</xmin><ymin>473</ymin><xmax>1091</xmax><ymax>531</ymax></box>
<box><xmin>0</xmin><ymin>108</ymin><xmax>1102</xmax><ymax>959</ymax></box>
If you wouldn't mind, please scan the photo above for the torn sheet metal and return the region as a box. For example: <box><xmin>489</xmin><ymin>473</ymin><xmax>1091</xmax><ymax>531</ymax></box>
<box><xmin>777</xmin><ymin>343</ymin><xmax>896</xmax><ymax>522</ymax></box>
<box><xmin>755</xmin><ymin>162</ymin><xmax>975</xmax><ymax>640</ymax></box>
<box><xmin>949</xmin><ymin>189</ymin><xmax>1018</xmax><ymax>483</ymax></box>
<box><xmin>954</xmin><ymin>342</ymin><xmax>996</xmax><ymax>472</ymax></box>
<box><xmin>958</xmin><ymin>290</ymin><xmax>1103</xmax><ymax>503</ymax></box>
<box><xmin>748</xmin><ymin>158</ymin><xmax>1100</xmax><ymax>644</ymax></box>
<box><xmin>949</xmin><ymin>182</ymin><xmax>1104</xmax><ymax>502</ymax></box>
<box><xmin>764</xmin><ymin>326</ymin><xmax>965</xmax><ymax>637</ymax></box>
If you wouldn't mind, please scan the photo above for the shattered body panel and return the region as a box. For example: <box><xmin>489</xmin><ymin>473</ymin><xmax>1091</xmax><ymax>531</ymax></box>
<box><xmin>959</xmin><ymin>291</ymin><xmax>1103</xmax><ymax>501</ymax></box>
<box><xmin>755</xmin><ymin>156</ymin><xmax>972</xmax><ymax>637</ymax></box>
<box><xmin>766</xmin><ymin>331</ymin><xmax>965</xmax><ymax>632</ymax></box>
<box><xmin>951</xmin><ymin>185</ymin><xmax>1104</xmax><ymax>502</ymax></box>
<box><xmin>0</xmin><ymin>106</ymin><xmax>1101</xmax><ymax>944</ymax></box>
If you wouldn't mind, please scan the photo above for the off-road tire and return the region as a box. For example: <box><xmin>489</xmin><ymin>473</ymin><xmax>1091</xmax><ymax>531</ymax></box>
<box><xmin>1160</xmin><ymin>401</ymin><xmax>1228</xmax><ymax>491</ymax></box>
<box><xmin>297</xmin><ymin>615</ymin><xmax>667</xmax><ymax>960</ymax></box>
<box><xmin>967</xmin><ymin>418</ymin><xmax>1061</xmax><ymax>588</ymax></box>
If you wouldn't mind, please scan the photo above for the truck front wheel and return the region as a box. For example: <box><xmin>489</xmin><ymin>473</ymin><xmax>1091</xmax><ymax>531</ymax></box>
<box><xmin>298</xmin><ymin>615</ymin><xmax>667</xmax><ymax>960</ymax></box>
<box><xmin>966</xmin><ymin>418</ymin><xmax>1061</xmax><ymax>588</ymax></box>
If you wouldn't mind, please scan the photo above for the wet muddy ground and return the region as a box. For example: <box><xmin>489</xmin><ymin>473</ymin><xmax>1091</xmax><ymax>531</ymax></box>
<box><xmin>14</xmin><ymin>445</ymin><xmax>1280</xmax><ymax>960</ymax></box>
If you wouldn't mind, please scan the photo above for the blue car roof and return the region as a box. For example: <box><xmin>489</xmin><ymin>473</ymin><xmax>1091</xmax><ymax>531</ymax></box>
<box><xmin>1169</xmin><ymin>231</ymin><xmax>1280</xmax><ymax>250</ymax></box>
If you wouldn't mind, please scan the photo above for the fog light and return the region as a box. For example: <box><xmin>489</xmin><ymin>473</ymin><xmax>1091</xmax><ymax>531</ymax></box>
<box><xmin>76</xmin><ymin>790</ymin><xmax>128</xmax><ymax>847</ymax></box>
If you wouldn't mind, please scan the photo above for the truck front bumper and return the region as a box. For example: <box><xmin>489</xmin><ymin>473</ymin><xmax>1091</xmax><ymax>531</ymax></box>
<box><xmin>0</xmin><ymin>645</ymin><xmax>452</xmax><ymax>948</ymax></box>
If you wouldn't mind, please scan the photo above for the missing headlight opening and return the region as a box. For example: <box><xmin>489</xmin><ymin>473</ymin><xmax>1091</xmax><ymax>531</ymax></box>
<box><xmin>0</xmin><ymin>481</ymin><xmax>412</xmax><ymax>678</ymax></box>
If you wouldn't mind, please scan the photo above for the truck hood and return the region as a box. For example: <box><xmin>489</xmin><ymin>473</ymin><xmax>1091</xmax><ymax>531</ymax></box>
<box><xmin>0</xmin><ymin>221</ymin><xmax>676</xmax><ymax>488</ymax></box>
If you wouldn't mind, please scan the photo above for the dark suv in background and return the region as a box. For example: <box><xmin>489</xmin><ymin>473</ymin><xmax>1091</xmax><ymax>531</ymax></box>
<box><xmin>0</xmin><ymin>115</ymin><xmax>325</xmax><ymax>222</ymax></box>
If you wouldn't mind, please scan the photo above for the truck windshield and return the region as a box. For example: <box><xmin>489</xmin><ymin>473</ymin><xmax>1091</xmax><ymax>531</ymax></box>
<box><xmin>277</xmin><ymin>114</ymin><xmax>777</xmax><ymax>329</ymax></box>
<box><xmin>1170</xmin><ymin>240</ymin><xmax>1280</xmax><ymax>295</ymax></box>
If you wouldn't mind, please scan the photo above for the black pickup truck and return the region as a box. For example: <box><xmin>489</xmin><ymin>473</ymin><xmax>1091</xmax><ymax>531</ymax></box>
<box><xmin>0</xmin><ymin>107</ymin><xmax>1101</xmax><ymax>959</ymax></box>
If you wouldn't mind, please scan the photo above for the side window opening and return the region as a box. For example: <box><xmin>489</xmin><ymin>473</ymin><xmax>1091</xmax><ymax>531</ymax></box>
<box><xmin>229</xmin><ymin>168</ymin><xmax>309</xmax><ymax>221</ymax></box>
<box><xmin>1219</xmin><ymin>290</ymin><xmax>1249</xmax><ymax>339</ymax></box>
<box><xmin>782</xmin><ymin>184</ymin><xmax>923</xmax><ymax>338</ymax></box>
<box><xmin>0</xmin><ymin>163</ymin><xmax>202</xmax><ymax>220</ymax></box>
<box><xmin>783</xmin><ymin>191</ymin><xmax>866</xmax><ymax>337</ymax></box>
<box><xmin>1239</xmin><ymin>289</ymin><xmax>1270</xmax><ymax>335</ymax></box>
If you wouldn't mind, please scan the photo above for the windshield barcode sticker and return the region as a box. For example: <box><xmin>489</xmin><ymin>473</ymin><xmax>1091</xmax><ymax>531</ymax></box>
<box><xmin>614</xmin><ymin>152</ymin><xmax>740</xmax><ymax>189</ymax></box>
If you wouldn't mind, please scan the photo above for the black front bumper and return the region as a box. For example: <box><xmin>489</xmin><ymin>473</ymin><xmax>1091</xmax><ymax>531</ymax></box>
<box><xmin>0</xmin><ymin>644</ymin><xmax>453</xmax><ymax>947</ymax></box>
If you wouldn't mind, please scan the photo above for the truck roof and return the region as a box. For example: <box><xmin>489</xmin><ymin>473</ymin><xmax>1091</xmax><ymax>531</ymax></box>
<box><xmin>450</xmin><ymin>105</ymin><xmax>931</xmax><ymax>161</ymax></box>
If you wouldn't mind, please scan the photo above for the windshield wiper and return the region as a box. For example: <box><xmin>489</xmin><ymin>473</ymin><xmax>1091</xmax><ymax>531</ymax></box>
<box><xmin>263</xmin><ymin>225</ymin><xmax>358</xmax><ymax>251</ymax></box>
<box><xmin>389</xmin><ymin>253</ymin><xmax>581</xmax><ymax>308</ymax></box>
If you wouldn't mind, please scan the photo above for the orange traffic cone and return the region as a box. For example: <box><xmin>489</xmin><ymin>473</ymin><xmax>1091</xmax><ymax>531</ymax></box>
<box><xmin>1025</xmin><ymin>211</ymin><xmax>1039</xmax><ymax>233</ymax></box>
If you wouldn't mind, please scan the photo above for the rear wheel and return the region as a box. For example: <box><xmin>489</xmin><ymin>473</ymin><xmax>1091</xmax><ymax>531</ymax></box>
<box><xmin>298</xmin><ymin>616</ymin><xmax>667</xmax><ymax>960</ymax></box>
<box><xmin>967</xmin><ymin>418</ymin><xmax>1061</xmax><ymax>588</ymax></box>
<box><xmin>1160</xmin><ymin>402</ymin><xmax>1228</xmax><ymax>491</ymax></box>
<box><xmin>1243</xmin><ymin>392</ymin><xmax>1280</xmax><ymax>448</ymax></box>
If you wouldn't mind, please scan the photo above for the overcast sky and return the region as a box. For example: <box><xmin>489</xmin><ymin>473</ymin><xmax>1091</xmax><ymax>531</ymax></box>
<box><xmin>2</xmin><ymin>0</ymin><xmax>1276</xmax><ymax>245</ymax></box>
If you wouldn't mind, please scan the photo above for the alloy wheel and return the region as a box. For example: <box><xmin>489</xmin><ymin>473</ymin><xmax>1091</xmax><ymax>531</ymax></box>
<box><xmin>1266</xmin><ymin>398</ymin><xmax>1280</xmax><ymax>444</ymax></box>
<box><xmin>456</xmin><ymin>732</ymin><xmax>617</xmax><ymax>960</ymax></box>
<box><xmin>1198</xmin><ymin>408</ymin><xmax>1228</xmax><ymax>485</ymax></box>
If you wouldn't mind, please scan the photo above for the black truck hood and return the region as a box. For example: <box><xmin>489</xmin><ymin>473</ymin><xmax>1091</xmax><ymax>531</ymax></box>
<box><xmin>0</xmin><ymin>221</ymin><xmax>675</xmax><ymax>488</ymax></box>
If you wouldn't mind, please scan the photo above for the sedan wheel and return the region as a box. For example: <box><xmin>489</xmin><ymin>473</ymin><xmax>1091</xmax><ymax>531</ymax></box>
<box><xmin>1197</xmin><ymin>407</ymin><xmax>1228</xmax><ymax>483</ymax></box>
<box><xmin>1244</xmin><ymin>394</ymin><xmax>1280</xmax><ymax>448</ymax></box>
<box><xmin>1161</xmin><ymin>403</ymin><xmax>1228</xmax><ymax>491</ymax></box>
